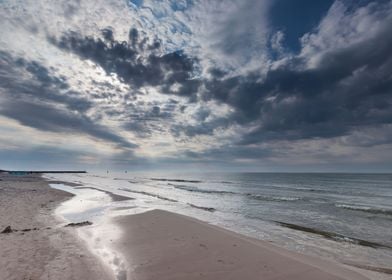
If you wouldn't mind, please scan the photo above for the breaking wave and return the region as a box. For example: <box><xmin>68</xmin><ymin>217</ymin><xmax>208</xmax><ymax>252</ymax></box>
<box><xmin>335</xmin><ymin>204</ymin><xmax>392</xmax><ymax>216</ymax></box>
<box><xmin>119</xmin><ymin>188</ymin><xmax>178</xmax><ymax>202</ymax></box>
<box><xmin>150</xmin><ymin>178</ymin><xmax>202</xmax><ymax>183</ymax></box>
<box><xmin>274</xmin><ymin>221</ymin><xmax>392</xmax><ymax>250</ymax></box>
<box><xmin>187</xmin><ymin>203</ymin><xmax>216</xmax><ymax>212</ymax></box>
<box><xmin>170</xmin><ymin>184</ymin><xmax>237</xmax><ymax>195</ymax></box>
<box><xmin>247</xmin><ymin>194</ymin><xmax>302</xmax><ymax>202</ymax></box>
<box><xmin>118</xmin><ymin>188</ymin><xmax>216</xmax><ymax>212</ymax></box>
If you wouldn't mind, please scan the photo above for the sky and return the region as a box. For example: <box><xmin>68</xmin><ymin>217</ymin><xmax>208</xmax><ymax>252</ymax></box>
<box><xmin>0</xmin><ymin>0</ymin><xmax>391</xmax><ymax>172</ymax></box>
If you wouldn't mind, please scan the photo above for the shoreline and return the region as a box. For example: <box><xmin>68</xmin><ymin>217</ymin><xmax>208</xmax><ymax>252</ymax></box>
<box><xmin>48</xmin><ymin>181</ymin><xmax>128</xmax><ymax>280</ymax></box>
<box><xmin>1</xmin><ymin>174</ymin><xmax>389</xmax><ymax>279</ymax></box>
<box><xmin>0</xmin><ymin>174</ymin><xmax>113</xmax><ymax>280</ymax></box>
<box><xmin>46</xmin><ymin>174</ymin><xmax>388</xmax><ymax>280</ymax></box>
<box><xmin>113</xmin><ymin>209</ymin><xmax>370</xmax><ymax>280</ymax></box>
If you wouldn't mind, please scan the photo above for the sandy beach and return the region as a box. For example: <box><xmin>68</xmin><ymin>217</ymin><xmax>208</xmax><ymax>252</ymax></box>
<box><xmin>0</xmin><ymin>174</ymin><xmax>382</xmax><ymax>280</ymax></box>
<box><xmin>1</xmin><ymin>0</ymin><xmax>391</xmax><ymax>278</ymax></box>
<box><xmin>113</xmin><ymin>209</ymin><xmax>369</xmax><ymax>280</ymax></box>
<box><xmin>0</xmin><ymin>174</ymin><xmax>113</xmax><ymax>280</ymax></box>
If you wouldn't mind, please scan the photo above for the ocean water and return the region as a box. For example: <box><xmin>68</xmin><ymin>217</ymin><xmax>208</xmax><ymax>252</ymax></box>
<box><xmin>45</xmin><ymin>172</ymin><xmax>392</xmax><ymax>274</ymax></box>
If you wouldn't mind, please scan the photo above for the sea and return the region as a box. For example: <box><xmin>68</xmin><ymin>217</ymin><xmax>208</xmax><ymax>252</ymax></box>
<box><xmin>45</xmin><ymin>172</ymin><xmax>392</xmax><ymax>277</ymax></box>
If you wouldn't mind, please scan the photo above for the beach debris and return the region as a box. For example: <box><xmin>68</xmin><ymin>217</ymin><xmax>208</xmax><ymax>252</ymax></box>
<box><xmin>20</xmin><ymin>228</ymin><xmax>39</xmax><ymax>232</ymax></box>
<box><xmin>1</xmin><ymin>226</ymin><xmax>13</xmax><ymax>234</ymax></box>
<box><xmin>1</xmin><ymin>226</ymin><xmax>41</xmax><ymax>234</ymax></box>
<box><xmin>64</xmin><ymin>221</ymin><xmax>93</xmax><ymax>227</ymax></box>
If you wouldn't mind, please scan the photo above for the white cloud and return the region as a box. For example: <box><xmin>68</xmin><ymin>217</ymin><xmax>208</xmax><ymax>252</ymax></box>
<box><xmin>0</xmin><ymin>0</ymin><xmax>391</xmax><ymax>170</ymax></box>
<box><xmin>299</xmin><ymin>0</ymin><xmax>392</xmax><ymax>67</ymax></box>
<box><xmin>184</xmin><ymin>0</ymin><xmax>273</xmax><ymax>74</ymax></box>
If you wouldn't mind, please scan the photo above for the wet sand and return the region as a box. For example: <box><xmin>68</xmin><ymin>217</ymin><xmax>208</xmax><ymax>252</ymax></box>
<box><xmin>0</xmin><ymin>174</ymin><xmax>113</xmax><ymax>280</ymax></box>
<box><xmin>113</xmin><ymin>209</ymin><xmax>370</xmax><ymax>280</ymax></box>
<box><xmin>0</xmin><ymin>174</ymin><xmax>381</xmax><ymax>280</ymax></box>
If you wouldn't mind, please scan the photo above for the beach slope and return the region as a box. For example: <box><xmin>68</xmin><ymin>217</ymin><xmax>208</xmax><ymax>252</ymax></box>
<box><xmin>115</xmin><ymin>210</ymin><xmax>369</xmax><ymax>280</ymax></box>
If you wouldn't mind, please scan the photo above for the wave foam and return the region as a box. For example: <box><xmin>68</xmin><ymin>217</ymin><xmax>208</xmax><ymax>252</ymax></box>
<box><xmin>170</xmin><ymin>184</ymin><xmax>236</xmax><ymax>195</ymax></box>
<box><xmin>187</xmin><ymin>203</ymin><xmax>216</xmax><ymax>212</ymax></box>
<box><xmin>335</xmin><ymin>204</ymin><xmax>392</xmax><ymax>216</ymax></box>
<box><xmin>119</xmin><ymin>188</ymin><xmax>178</xmax><ymax>202</ymax></box>
<box><xmin>247</xmin><ymin>194</ymin><xmax>302</xmax><ymax>202</ymax></box>
<box><xmin>150</xmin><ymin>178</ymin><xmax>202</xmax><ymax>183</ymax></box>
<box><xmin>274</xmin><ymin>221</ymin><xmax>392</xmax><ymax>249</ymax></box>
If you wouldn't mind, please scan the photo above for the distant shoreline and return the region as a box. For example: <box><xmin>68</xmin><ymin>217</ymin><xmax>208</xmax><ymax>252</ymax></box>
<box><xmin>0</xmin><ymin>170</ymin><xmax>87</xmax><ymax>174</ymax></box>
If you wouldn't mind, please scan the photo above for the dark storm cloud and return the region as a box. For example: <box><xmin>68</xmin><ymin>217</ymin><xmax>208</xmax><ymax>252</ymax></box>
<box><xmin>0</xmin><ymin>51</ymin><xmax>91</xmax><ymax>112</ymax></box>
<box><xmin>101</xmin><ymin>27</ymin><xmax>114</xmax><ymax>42</ymax></box>
<box><xmin>0</xmin><ymin>146</ymin><xmax>92</xmax><ymax>169</ymax></box>
<box><xmin>0</xmin><ymin>99</ymin><xmax>136</xmax><ymax>149</ymax></box>
<box><xmin>49</xmin><ymin>28</ymin><xmax>201</xmax><ymax>97</ymax></box>
<box><xmin>171</xmin><ymin>116</ymin><xmax>230</xmax><ymax>138</ymax></box>
<box><xmin>201</xmin><ymin>14</ymin><xmax>392</xmax><ymax>145</ymax></box>
<box><xmin>12</xmin><ymin>4</ymin><xmax>391</xmax><ymax>151</ymax></box>
<box><xmin>2</xmin><ymin>0</ymin><xmax>391</xmax><ymax>164</ymax></box>
<box><xmin>0</xmin><ymin>51</ymin><xmax>136</xmax><ymax>149</ymax></box>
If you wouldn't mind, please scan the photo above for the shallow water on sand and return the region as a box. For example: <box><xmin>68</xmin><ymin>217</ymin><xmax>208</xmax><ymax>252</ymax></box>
<box><xmin>49</xmin><ymin>183</ymin><xmax>129</xmax><ymax>280</ymax></box>
<box><xmin>46</xmin><ymin>172</ymin><xmax>392</xmax><ymax>276</ymax></box>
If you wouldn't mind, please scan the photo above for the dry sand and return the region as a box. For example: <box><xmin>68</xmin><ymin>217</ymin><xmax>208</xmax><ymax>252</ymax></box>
<box><xmin>0</xmin><ymin>174</ymin><xmax>113</xmax><ymax>280</ymax></box>
<box><xmin>114</xmin><ymin>209</ymin><xmax>370</xmax><ymax>280</ymax></box>
<box><xmin>0</xmin><ymin>174</ymin><xmax>377</xmax><ymax>280</ymax></box>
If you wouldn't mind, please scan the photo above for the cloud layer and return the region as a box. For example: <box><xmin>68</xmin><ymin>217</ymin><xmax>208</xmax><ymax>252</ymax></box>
<box><xmin>0</xmin><ymin>0</ymin><xmax>391</xmax><ymax>171</ymax></box>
